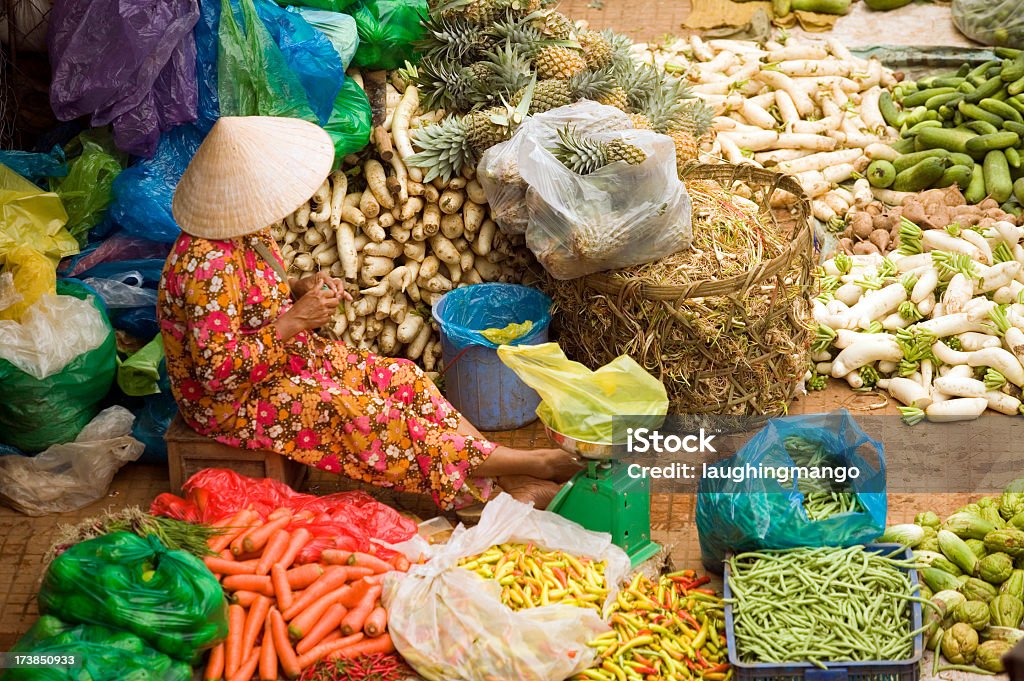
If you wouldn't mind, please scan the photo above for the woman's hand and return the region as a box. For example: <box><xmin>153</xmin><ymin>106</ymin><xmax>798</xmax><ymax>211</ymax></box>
<box><xmin>290</xmin><ymin>271</ymin><xmax>347</xmax><ymax>300</ymax></box>
<box><xmin>276</xmin><ymin>286</ymin><xmax>347</xmax><ymax>340</ymax></box>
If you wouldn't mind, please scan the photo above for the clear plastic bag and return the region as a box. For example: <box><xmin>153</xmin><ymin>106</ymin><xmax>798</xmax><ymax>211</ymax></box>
<box><xmin>516</xmin><ymin>102</ymin><xmax>693</xmax><ymax>279</ymax></box>
<box><xmin>0</xmin><ymin>406</ymin><xmax>144</xmax><ymax>516</ymax></box>
<box><xmin>383</xmin><ymin>493</ymin><xmax>626</xmax><ymax>681</ymax></box>
<box><xmin>497</xmin><ymin>342</ymin><xmax>667</xmax><ymax>444</ymax></box>
<box><xmin>83</xmin><ymin>271</ymin><xmax>159</xmax><ymax>309</ymax></box>
<box><xmin>952</xmin><ymin>0</ymin><xmax>1024</xmax><ymax>48</ymax></box>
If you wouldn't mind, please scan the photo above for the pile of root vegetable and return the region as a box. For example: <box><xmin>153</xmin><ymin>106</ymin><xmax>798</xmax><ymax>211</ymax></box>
<box><xmin>633</xmin><ymin>34</ymin><xmax>901</xmax><ymax>224</ymax></box>
<box><xmin>273</xmin><ymin>71</ymin><xmax>530</xmax><ymax>368</ymax></box>
<box><xmin>812</xmin><ymin>187</ymin><xmax>1024</xmax><ymax>420</ymax></box>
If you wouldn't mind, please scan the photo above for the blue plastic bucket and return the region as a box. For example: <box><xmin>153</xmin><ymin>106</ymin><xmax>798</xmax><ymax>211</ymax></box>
<box><xmin>432</xmin><ymin>283</ymin><xmax>552</xmax><ymax>431</ymax></box>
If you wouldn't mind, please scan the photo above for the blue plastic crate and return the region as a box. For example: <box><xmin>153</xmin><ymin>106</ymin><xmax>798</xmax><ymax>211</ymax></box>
<box><xmin>723</xmin><ymin>543</ymin><xmax>923</xmax><ymax>681</ymax></box>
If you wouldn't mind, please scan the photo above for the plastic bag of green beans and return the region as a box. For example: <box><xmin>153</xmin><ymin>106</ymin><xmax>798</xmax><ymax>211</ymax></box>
<box><xmin>952</xmin><ymin>0</ymin><xmax>1024</xmax><ymax>49</ymax></box>
<box><xmin>696</xmin><ymin>410</ymin><xmax>887</xmax><ymax>572</ymax></box>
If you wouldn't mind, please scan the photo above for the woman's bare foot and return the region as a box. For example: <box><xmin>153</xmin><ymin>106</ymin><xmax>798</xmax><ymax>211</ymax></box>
<box><xmin>498</xmin><ymin>475</ymin><xmax>562</xmax><ymax>510</ymax></box>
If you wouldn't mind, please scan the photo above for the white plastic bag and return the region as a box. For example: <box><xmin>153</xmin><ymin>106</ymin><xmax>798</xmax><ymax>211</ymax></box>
<box><xmin>383</xmin><ymin>493</ymin><xmax>629</xmax><ymax>681</ymax></box>
<box><xmin>83</xmin><ymin>272</ymin><xmax>159</xmax><ymax>309</ymax></box>
<box><xmin>0</xmin><ymin>406</ymin><xmax>144</xmax><ymax>516</ymax></box>
<box><xmin>0</xmin><ymin>292</ymin><xmax>109</xmax><ymax>380</ymax></box>
<box><xmin>952</xmin><ymin>0</ymin><xmax>1024</xmax><ymax>48</ymax></box>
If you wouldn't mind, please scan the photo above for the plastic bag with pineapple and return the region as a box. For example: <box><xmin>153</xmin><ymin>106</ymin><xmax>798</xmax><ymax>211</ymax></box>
<box><xmin>481</xmin><ymin>101</ymin><xmax>693</xmax><ymax>279</ymax></box>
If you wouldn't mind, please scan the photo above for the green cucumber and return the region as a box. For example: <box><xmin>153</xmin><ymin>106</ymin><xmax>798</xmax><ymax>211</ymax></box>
<box><xmin>1008</xmin><ymin>97</ymin><xmax>1024</xmax><ymax>117</ymax></box>
<box><xmin>996</xmin><ymin>47</ymin><xmax>1024</xmax><ymax>59</ymax></box>
<box><xmin>965</xmin><ymin>77</ymin><xmax>1004</xmax><ymax>103</ymax></box>
<box><xmin>891</xmin><ymin>137</ymin><xmax>916</xmax><ymax>154</ymax></box>
<box><xmin>956</xmin><ymin>64</ymin><xmax>971</xmax><ymax>78</ymax></box>
<box><xmin>926</xmin><ymin>92</ymin><xmax>964</xmax><ymax>110</ymax></box>
<box><xmin>932</xmin><ymin>77</ymin><xmax>966</xmax><ymax>89</ymax></box>
<box><xmin>915</xmin><ymin>126</ymin><xmax>977</xmax><ymax>154</ymax></box>
<box><xmin>967</xmin><ymin>61</ymin><xmax>1000</xmax><ymax>83</ymax></box>
<box><xmin>893</xmin><ymin>148</ymin><xmax>950</xmax><ymax>173</ymax></box>
<box><xmin>1003</xmin><ymin>55</ymin><xmax>1024</xmax><ymax>82</ymax></box>
<box><xmin>959</xmin><ymin>101</ymin><xmax>1005</xmax><ymax>127</ymax></box>
<box><xmin>966</xmin><ymin>132</ymin><xmax>1021</xmax><ymax>157</ymax></box>
<box><xmin>790</xmin><ymin>0</ymin><xmax>851</xmax><ymax>13</ymax></box>
<box><xmin>1005</xmin><ymin>121</ymin><xmax>1024</xmax><ymax>136</ymax></box>
<box><xmin>965</xmin><ymin>120</ymin><xmax>1001</xmax><ymax>135</ymax></box>
<box><xmin>1014</xmin><ymin>177</ymin><xmax>1024</xmax><ymax>205</ymax></box>
<box><xmin>892</xmin><ymin>157</ymin><xmax>948</xmax><ymax>192</ymax></box>
<box><xmin>936</xmin><ymin>165</ymin><xmax>974</xmax><ymax>190</ymax></box>
<box><xmin>903</xmin><ymin>120</ymin><xmax>943</xmax><ymax>138</ymax></box>
<box><xmin>966</xmin><ymin>163</ymin><xmax>987</xmax><ymax>204</ymax></box>
<box><xmin>902</xmin><ymin>106</ymin><xmax>930</xmax><ymax>127</ymax></box>
<box><xmin>1007</xmin><ymin>147</ymin><xmax>1022</xmax><ymax>169</ymax></box>
<box><xmin>866</xmin><ymin>159</ymin><xmax>897</xmax><ymax>188</ymax></box>
<box><xmin>864</xmin><ymin>0</ymin><xmax>912</xmax><ymax>9</ymax></box>
<box><xmin>961</xmin><ymin>81</ymin><xmax>978</xmax><ymax>95</ymax></box>
<box><xmin>903</xmin><ymin>87</ymin><xmax>956</xmax><ymax>108</ymax></box>
<box><xmin>984</xmin><ymin>150</ymin><xmax>1014</xmax><ymax>203</ymax></box>
<box><xmin>950</xmin><ymin>152</ymin><xmax>975</xmax><ymax>167</ymax></box>
<box><xmin>878</xmin><ymin>91</ymin><xmax>903</xmax><ymax>128</ymax></box>
<box><xmin>1009</xmin><ymin>75</ymin><xmax>1024</xmax><ymax>96</ymax></box>
<box><xmin>981</xmin><ymin>98</ymin><xmax>1024</xmax><ymax>124</ymax></box>
<box><xmin>993</xmin><ymin>89</ymin><xmax>1011</xmax><ymax>102</ymax></box>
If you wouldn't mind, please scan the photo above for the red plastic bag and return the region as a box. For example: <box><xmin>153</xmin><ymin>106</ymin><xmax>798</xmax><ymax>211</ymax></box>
<box><xmin>151</xmin><ymin>469</ymin><xmax>417</xmax><ymax>562</ymax></box>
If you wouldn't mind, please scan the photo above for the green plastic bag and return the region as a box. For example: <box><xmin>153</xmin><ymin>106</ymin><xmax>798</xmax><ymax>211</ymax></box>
<box><xmin>497</xmin><ymin>342</ymin><xmax>668</xmax><ymax>444</ymax></box>
<box><xmin>51</xmin><ymin>134</ymin><xmax>124</xmax><ymax>246</ymax></box>
<box><xmin>349</xmin><ymin>0</ymin><xmax>427</xmax><ymax>70</ymax></box>
<box><xmin>217</xmin><ymin>0</ymin><xmax>319</xmax><ymax>122</ymax></box>
<box><xmin>0</xmin><ymin>279</ymin><xmax>116</xmax><ymax>452</ymax></box>
<box><xmin>326</xmin><ymin>78</ymin><xmax>373</xmax><ymax>159</ymax></box>
<box><xmin>38</xmin><ymin>532</ymin><xmax>228</xmax><ymax>663</ymax></box>
<box><xmin>118</xmin><ymin>335</ymin><xmax>164</xmax><ymax>397</ymax></box>
<box><xmin>1</xmin><ymin>615</ymin><xmax>193</xmax><ymax>681</ymax></box>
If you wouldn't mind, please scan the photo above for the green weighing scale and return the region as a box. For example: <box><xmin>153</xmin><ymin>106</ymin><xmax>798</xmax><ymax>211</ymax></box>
<box><xmin>545</xmin><ymin>425</ymin><xmax>661</xmax><ymax>566</ymax></box>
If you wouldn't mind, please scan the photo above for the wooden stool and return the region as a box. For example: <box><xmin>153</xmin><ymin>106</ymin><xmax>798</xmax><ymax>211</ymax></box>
<box><xmin>165</xmin><ymin>414</ymin><xmax>308</xmax><ymax>492</ymax></box>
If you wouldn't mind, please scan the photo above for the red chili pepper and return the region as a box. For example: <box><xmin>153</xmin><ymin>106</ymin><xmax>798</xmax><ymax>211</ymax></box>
<box><xmin>634</xmin><ymin>654</ymin><xmax>652</xmax><ymax>666</ymax></box>
<box><xmin>685</xmin><ymin>576</ymin><xmax>711</xmax><ymax>589</ymax></box>
<box><xmin>691</xmin><ymin>588</ymin><xmax>717</xmax><ymax>595</ymax></box>
<box><xmin>707</xmin><ymin>663</ymin><xmax>730</xmax><ymax>674</ymax></box>
<box><xmin>695</xmin><ymin>650</ymin><xmax>712</xmax><ymax>669</ymax></box>
<box><xmin>678</xmin><ymin>610</ymin><xmax>701</xmax><ymax>629</ymax></box>
<box><xmin>636</xmin><ymin>629</ymin><xmax>653</xmax><ymax>637</ymax></box>
<box><xmin>551</xmin><ymin>566</ymin><xmax>569</xmax><ymax>588</ymax></box>
<box><xmin>634</xmin><ymin>665</ymin><xmax>657</xmax><ymax>675</ymax></box>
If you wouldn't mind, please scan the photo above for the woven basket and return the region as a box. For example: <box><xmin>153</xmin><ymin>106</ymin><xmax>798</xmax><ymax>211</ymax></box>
<box><xmin>541</xmin><ymin>164</ymin><xmax>815</xmax><ymax>417</ymax></box>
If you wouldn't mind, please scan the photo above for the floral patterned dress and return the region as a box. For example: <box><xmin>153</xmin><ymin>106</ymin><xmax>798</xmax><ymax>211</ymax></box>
<box><xmin>157</xmin><ymin>228</ymin><xmax>497</xmax><ymax>510</ymax></box>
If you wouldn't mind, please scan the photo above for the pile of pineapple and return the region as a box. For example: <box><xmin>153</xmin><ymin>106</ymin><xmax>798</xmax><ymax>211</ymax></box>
<box><xmin>407</xmin><ymin>0</ymin><xmax>713</xmax><ymax>180</ymax></box>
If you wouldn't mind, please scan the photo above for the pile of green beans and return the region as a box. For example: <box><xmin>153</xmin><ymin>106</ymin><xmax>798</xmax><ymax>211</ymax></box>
<box><xmin>726</xmin><ymin>546</ymin><xmax>924</xmax><ymax>669</ymax></box>
<box><xmin>784</xmin><ymin>436</ymin><xmax>865</xmax><ymax>521</ymax></box>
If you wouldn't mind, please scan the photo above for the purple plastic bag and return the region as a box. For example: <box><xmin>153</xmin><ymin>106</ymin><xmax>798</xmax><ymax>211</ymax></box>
<box><xmin>48</xmin><ymin>0</ymin><xmax>201</xmax><ymax>158</ymax></box>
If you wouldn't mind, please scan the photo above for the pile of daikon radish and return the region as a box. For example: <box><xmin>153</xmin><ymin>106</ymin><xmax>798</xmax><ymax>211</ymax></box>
<box><xmin>632</xmin><ymin>34</ymin><xmax>904</xmax><ymax>220</ymax></box>
<box><xmin>813</xmin><ymin>212</ymin><xmax>1024</xmax><ymax>423</ymax></box>
<box><xmin>272</xmin><ymin>76</ymin><xmax>528</xmax><ymax>369</ymax></box>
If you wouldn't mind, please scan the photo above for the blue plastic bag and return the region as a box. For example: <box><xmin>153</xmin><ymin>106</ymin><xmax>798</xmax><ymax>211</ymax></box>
<box><xmin>696</xmin><ymin>410</ymin><xmax>887</xmax><ymax>572</ymax></box>
<box><xmin>432</xmin><ymin>283</ymin><xmax>552</xmax><ymax>351</ymax></box>
<box><xmin>0</xmin><ymin>146</ymin><xmax>67</xmax><ymax>185</ymax></box>
<box><xmin>195</xmin><ymin>0</ymin><xmax>222</xmax><ymax>127</ymax></box>
<box><xmin>133</xmin><ymin>370</ymin><xmax>177</xmax><ymax>463</ymax></box>
<box><xmin>109</xmin><ymin>125</ymin><xmax>206</xmax><ymax>243</ymax></box>
<box><xmin>77</xmin><ymin>258</ymin><xmax>164</xmax><ymax>339</ymax></box>
<box><xmin>288</xmin><ymin>8</ymin><xmax>359</xmax><ymax>69</ymax></box>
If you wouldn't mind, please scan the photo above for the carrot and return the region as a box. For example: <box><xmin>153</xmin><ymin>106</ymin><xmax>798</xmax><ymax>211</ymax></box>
<box><xmin>231</xmin><ymin>590</ymin><xmax>261</xmax><ymax>608</ymax></box>
<box><xmin>222</xmin><ymin>574</ymin><xmax>274</xmax><ymax>597</ymax></box>
<box><xmin>271</xmin><ymin>564</ymin><xmax>294</xmax><ymax>611</ymax></box>
<box><xmin>210</xmin><ymin>510</ymin><xmax>259</xmax><ymax>553</ymax></box>
<box><xmin>390</xmin><ymin>554</ymin><xmax>411</xmax><ymax>572</ymax></box>
<box><xmin>347</xmin><ymin>552</ymin><xmax>392</xmax><ymax>574</ymax></box>
<box><xmin>242</xmin><ymin>595</ymin><xmax>271</xmax><ymax>658</ymax></box>
<box><xmin>282</xmin><ymin>567</ymin><xmax>351</xmax><ymax>620</ymax></box>
<box><xmin>337</xmin><ymin>579</ymin><xmax>374</xmax><ymax>609</ymax></box>
<box><xmin>364</xmin><ymin>606</ymin><xmax>388</xmax><ymax>637</ymax></box>
<box><xmin>276</xmin><ymin>528</ymin><xmax>311</xmax><ymax>569</ymax></box>
<box><xmin>295</xmin><ymin>633</ymin><xmax>365</xmax><ymax>669</ymax></box>
<box><xmin>321</xmin><ymin>549</ymin><xmax>353</xmax><ymax>565</ymax></box>
<box><xmin>361</xmin><ymin>573</ymin><xmax>386</xmax><ymax>586</ymax></box>
<box><xmin>205</xmin><ymin>556</ymin><xmax>259</xmax><ymax>576</ymax></box>
<box><xmin>269</xmin><ymin>507</ymin><xmax>292</xmax><ymax>520</ymax></box>
<box><xmin>256</xmin><ymin>529</ymin><xmax>290</xmax><ymax>576</ymax></box>
<box><xmin>230</xmin><ymin>518</ymin><xmax>265</xmax><ymax>556</ymax></box>
<box><xmin>270</xmin><ymin>609</ymin><xmax>302</xmax><ymax>680</ymax></box>
<box><xmin>319</xmin><ymin>630</ymin><xmax>342</xmax><ymax>645</ymax></box>
<box><xmin>288</xmin><ymin>585</ymin><xmax>349</xmax><ymax>640</ymax></box>
<box><xmin>225</xmin><ymin>604</ymin><xmax>246</xmax><ymax>679</ymax></box>
<box><xmin>325</xmin><ymin>633</ymin><xmax>394</xmax><ymax>660</ymax></box>
<box><xmin>296</xmin><ymin>603</ymin><xmax>348</xmax><ymax>655</ymax></box>
<box><xmin>341</xmin><ymin>585</ymin><xmax>382</xmax><ymax>636</ymax></box>
<box><xmin>228</xmin><ymin>646</ymin><xmax>261</xmax><ymax>681</ymax></box>
<box><xmin>259</xmin><ymin>616</ymin><xmax>278</xmax><ymax>681</ymax></box>
<box><xmin>204</xmin><ymin>643</ymin><xmax>225</xmax><ymax>681</ymax></box>
<box><xmin>285</xmin><ymin>564</ymin><xmax>324</xmax><ymax>590</ymax></box>
<box><xmin>243</xmin><ymin>511</ymin><xmax>293</xmax><ymax>554</ymax></box>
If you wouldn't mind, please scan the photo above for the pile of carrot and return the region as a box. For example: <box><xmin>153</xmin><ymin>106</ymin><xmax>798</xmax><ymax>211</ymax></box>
<box><xmin>200</xmin><ymin>507</ymin><xmax>410</xmax><ymax>681</ymax></box>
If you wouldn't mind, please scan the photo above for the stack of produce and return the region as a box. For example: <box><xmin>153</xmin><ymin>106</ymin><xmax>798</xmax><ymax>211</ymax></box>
<box><xmin>834</xmin><ymin>186</ymin><xmax>1019</xmax><ymax>256</ymax></box>
<box><xmin>202</xmin><ymin>507</ymin><xmax>406</xmax><ymax>681</ymax></box>
<box><xmin>632</xmin><ymin>35</ymin><xmax>900</xmax><ymax>222</ymax></box>
<box><xmin>878</xmin><ymin>480</ymin><xmax>1024</xmax><ymax>674</ymax></box>
<box><xmin>406</xmin><ymin>2</ymin><xmax>714</xmax><ymax>179</ymax></box>
<box><xmin>726</xmin><ymin>545</ymin><xmax>921</xmax><ymax>668</ymax></box>
<box><xmin>458</xmin><ymin>542</ymin><xmax>609</xmax><ymax>612</ymax></box>
<box><xmin>811</xmin><ymin>203</ymin><xmax>1024</xmax><ymax>417</ymax></box>
<box><xmin>572</xmin><ymin>571</ymin><xmax>728</xmax><ymax>681</ymax></box>
<box><xmin>876</xmin><ymin>48</ymin><xmax>1024</xmax><ymax>210</ymax></box>
<box><xmin>274</xmin><ymin>71</ymin><xmax>529</xmax><ymax>368</ymax></box>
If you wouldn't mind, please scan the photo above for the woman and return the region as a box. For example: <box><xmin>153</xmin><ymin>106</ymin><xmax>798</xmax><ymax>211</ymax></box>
<box><xmin>158</xmin><ymin>116</ymin><xmax>578</xmax><ymax>511</ymax></box>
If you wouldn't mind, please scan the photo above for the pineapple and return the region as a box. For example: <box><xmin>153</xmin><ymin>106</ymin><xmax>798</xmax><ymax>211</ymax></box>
<box><xmin>628</xmin><ymin>113</ymin><xmax>653</xmax><ymax>130</ymax></box>
<box><xmin>534</xmin><ymin>10</ymin><xmax>576</xmax><ymax>40</ymax></box>
<box><xmin>514</xmin><ymin>78</ymin><xmax>571</xmax><ymax>113</ymax></box>
<box><xmin>416</xmin><ymin>15</ymin><xmax>490</xmax><ymax>65</ymax></box>
<box><xmin>476</xmin><ymin>43</ymin><xmax>534</xmax><ymax>102</ymax></box>
<box><xmin>578</xmin><ymin>31</ymin><xmax>613</xmax><ymax>70</ymax></box>
<box><xmin>465</xmin><ymin>106</ymin><xmax>521</xmax><ymax>150</ymax></box>
<box><xmin>633</xmin><ymin>75</ymin><xmax>714</xmax><ymax>172</ymax></box>
<box><xmin>549</xmin><ymin>125</ymin><xmax>647</xmax><ymax>175</ymax></box>
<box><xmin>407</xmin><ymin>117</ymin><xmax>477</xmax><ymax>183</ymax></box>
<box><xmin>533</xmin><ymin>46</ymin><xmax>587</xmax><ymax>80</ymax></box>
<box><xmin>415</xmin><ymin>58</ymin><xmax>486</xmax><ymax>113</ymax></box>
<box><xmin>597</xmin><ymin>86</ymin><xmax>630</xmax><ymax>112</ymax></box>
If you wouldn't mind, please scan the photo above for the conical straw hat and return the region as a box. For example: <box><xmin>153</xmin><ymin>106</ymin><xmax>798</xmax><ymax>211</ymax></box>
<box><xmin>172</xmin><ymin>116</ymin><xmax>334</xmax><ymax>240</ymax></box>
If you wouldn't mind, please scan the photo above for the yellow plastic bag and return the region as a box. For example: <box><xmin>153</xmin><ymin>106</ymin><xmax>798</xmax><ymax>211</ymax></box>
<box><xmin>0</xmin><ymin>245</ymin><xmax>56</xmax><ymax>321</ymax></box>
<box><xmin>497</xmin><ymin>343</ymin><xmax>668</xmax><ymax>444</ymax></box>
<box><xmin>0</xmin><ymin>164</ymin><xmax>77</xmax><ymax>262</ymax></box>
